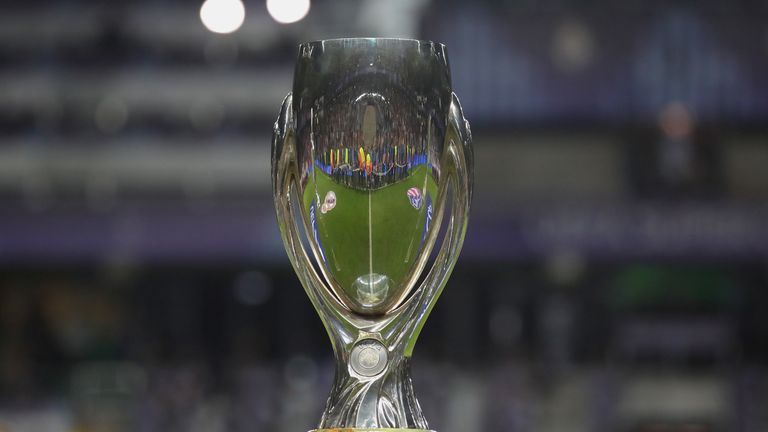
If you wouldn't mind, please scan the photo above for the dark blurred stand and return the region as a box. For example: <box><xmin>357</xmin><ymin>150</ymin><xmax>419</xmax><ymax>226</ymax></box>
<box><xmin>2</xmin><ymin>0</ymin><xmax>768</xmax><ymax>431</ymax></box>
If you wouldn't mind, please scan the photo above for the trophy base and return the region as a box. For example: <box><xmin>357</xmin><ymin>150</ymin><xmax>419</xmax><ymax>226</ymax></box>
<box><xmin>312</xmin><ymin>429</ymin><xmax>434</xmax><ymax>432</ymax></box>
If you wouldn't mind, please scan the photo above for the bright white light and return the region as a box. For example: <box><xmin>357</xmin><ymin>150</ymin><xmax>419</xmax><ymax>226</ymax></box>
<box><xmin>200</xmin><ymin>0</ymin><xmax>246</xmax><ymax>34</ymax></box>
<box><xmin>266</xmin><ymin>0</ymin><xmax>310</xmax><ymax>24</ymax></box>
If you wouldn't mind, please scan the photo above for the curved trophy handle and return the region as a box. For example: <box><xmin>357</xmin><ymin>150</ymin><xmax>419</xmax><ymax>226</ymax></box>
<box><xmin>385</xmin><ymin>93</ymin><xmax>473</xmax><ymax>355</ymax></box>
<box><xmin>271</xmin><ymin>93</ymin><xmax>358</xmax><ymax>350</ymax></box>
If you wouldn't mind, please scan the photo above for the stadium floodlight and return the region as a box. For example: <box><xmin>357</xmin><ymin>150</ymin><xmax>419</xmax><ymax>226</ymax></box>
<box><xmin>200</xmin><ymin>0</ymin><xmax>246</xmax><ymax>34</ymax></box>
<box><xmin>266</xmin><ymin>0</ymin><xmax>310</xmax><ymax>24</ymax></box>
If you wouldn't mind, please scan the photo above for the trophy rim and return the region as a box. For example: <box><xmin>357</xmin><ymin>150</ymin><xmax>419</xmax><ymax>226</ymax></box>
<box><xmin>299</xmin><ymin>37</ymin><xmax>445</xmax><ymax>50</ymax></box>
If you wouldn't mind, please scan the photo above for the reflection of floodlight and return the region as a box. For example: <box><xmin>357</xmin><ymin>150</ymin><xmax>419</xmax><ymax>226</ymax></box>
<box><xmin>200</xmin><ymin>0</ymin><xmax>246</xmax><ymax>34</ymax></box>
<box><xmin>266</xmin><ymin>0</ymin><xmax>310</xmax><ymax>24</ymax></box>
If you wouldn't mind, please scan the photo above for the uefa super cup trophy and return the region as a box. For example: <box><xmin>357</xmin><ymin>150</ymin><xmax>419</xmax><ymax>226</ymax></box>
<box><xmin>272</xmin><ymin>38</ymin><xmax>473</xmax><ymax>431</ymax></box>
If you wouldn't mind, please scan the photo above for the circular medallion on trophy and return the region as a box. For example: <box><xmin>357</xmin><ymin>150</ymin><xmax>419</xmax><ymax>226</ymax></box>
<box><xmin>350</xmin><ymin>339</ymin><xmax>388</xmax><ymax>378</ymax></box>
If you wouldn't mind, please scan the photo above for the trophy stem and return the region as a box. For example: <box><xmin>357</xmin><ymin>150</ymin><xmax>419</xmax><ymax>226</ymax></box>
<box><xmin>312</xmin><ymin>429</ymin><xmax>433</xmax><ymax>432</ymax></box>
<box><xmin>319</xmin><ymin>355</ymin><xmax>428</xmax><ymax>430</ymax></box>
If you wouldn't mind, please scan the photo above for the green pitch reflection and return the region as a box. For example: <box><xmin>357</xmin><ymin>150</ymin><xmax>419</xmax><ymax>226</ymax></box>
<box><xmin>303</xmin><ymin>164</ymin><xmax>438</xmax><ymax>315</ymax></box>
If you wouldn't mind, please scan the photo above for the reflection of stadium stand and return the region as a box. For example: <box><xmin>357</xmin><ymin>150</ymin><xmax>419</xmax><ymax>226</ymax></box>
<box><xmin>303</xmin><ymin>78</ymin><xmax>441</xmax><ymax>190</ymax></box>
<box><xmin>312</xmin><ymin>145</ymin><xmax>429</xmax><ymax>188</ymax></box>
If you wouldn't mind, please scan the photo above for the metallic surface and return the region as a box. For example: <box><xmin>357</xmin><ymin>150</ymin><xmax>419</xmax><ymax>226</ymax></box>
<box><xmin>311</xmin><ymin>430</ymin><xmax>433</xmax><ymax>432</ymax></box>
<box><xmin>272</xmin><ymin>38</ymin><xmax>472</xmax><ymax>430</ymax></box>
<box><xmin>311</xmin><ymin>430</ymin><xmax>434</xmax><ymax>432</ymax></box>
<box><xmin>350</xmin><ymin>339</ymin><xmax>388</xmax><ymax>378</ymax></box>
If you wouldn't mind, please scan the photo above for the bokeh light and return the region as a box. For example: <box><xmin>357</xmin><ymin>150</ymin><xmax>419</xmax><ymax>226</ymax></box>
<box><xmin>200</xmin><ymin>0</ymin><xmax>246</xmax><ymax>34</ymax></box>
<box><xmin>266</xmin><ymin>0</ymin><xmax>310</xmax><ymax>24</ymax></box>
<box><xmin>551</xmin><ymin>19</ymin><xmax>595</xmax><ymax>73</ymax></box>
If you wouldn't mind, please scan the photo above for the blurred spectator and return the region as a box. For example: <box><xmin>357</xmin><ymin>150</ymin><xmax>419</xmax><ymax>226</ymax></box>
<box><xmin>627</xmin><ymin>102</ymin><xmax>723</xmax><ymax>200</ymax></box>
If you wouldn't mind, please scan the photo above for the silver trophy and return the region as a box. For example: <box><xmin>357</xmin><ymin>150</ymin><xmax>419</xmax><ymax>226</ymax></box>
<box><xmin>272</xmin><ymin>38</ymin><xmax>473</xmax><ymax>432</ymax></box>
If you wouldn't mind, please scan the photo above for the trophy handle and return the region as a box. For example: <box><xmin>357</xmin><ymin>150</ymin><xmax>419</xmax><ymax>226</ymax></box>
<box><xmin>271</xmin><ymin>93</ymin><xmax>358</xmax><ymax>349</ymax></box>
<box><xmin>388</xmin><ymin>92</ymin><xmax>474</xmax><ymax>356</ymax></box>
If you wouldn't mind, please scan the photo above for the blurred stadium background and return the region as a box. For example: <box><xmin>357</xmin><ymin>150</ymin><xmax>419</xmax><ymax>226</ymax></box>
<box><xmin>1</xmin><ymin>0</ymin><xmax>768</xmax><ymax>431</ymax></box>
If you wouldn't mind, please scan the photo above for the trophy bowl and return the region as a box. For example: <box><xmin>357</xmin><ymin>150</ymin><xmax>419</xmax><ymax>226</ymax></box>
<box><xmin>292</xmin><ymin>38</ymin><xmax>454</xmax><ymax>316</ymax></box>
<box><xmin>272</xmin><ymin>38</ymin><xmax>472</xmax><ymax>431</ymax></box>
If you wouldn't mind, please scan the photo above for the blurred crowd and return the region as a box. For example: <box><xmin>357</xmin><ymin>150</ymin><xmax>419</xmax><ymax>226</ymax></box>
<box><xmin>1</xmin><ymin>0</ymin><xmax>768</xmax><ymax>431</ymax></box>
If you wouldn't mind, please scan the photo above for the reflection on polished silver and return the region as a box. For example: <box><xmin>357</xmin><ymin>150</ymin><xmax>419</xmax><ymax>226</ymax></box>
<box><xmin>350</xmin><ymin>339</ymin><xmax>388</xmax><ymax>378</ymax></box>
<box><xmin>272</xmin><ymin>38</ymin><xmax>472</xmax><ymax>431</ymax></box>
